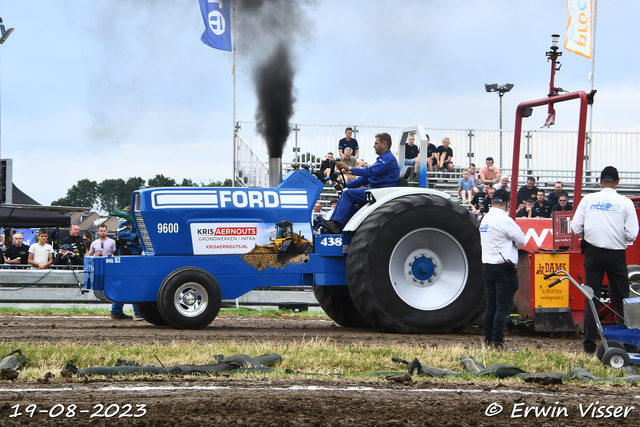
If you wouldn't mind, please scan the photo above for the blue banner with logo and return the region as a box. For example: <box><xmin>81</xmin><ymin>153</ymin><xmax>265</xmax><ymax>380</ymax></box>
<box><xmin>199</xmin><ymin>0</ymin><xmax>232</xmax><ymax>51</ymax></box>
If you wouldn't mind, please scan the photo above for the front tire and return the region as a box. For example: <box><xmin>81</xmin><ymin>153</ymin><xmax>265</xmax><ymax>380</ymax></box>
<box><xmin>157</xmin><ymin>267</ymin><xmax>221</xmax><ymax>330</ymax></box>
<box><xmin>347</xmin><ymin>195</ymin><xmax>484</xmax><ymax>333</ymax></box>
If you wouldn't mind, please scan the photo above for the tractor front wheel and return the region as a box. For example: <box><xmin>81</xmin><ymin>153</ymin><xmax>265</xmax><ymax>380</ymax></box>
<box><xmin>157</xmin><ymin>267</ymin><xmax>221</xmax><ymax>330</ymax></box>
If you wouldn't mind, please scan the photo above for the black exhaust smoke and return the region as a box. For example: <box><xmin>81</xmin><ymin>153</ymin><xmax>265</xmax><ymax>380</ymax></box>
<box><xmin>254</xmin><ymin>42</ymin><xmax>294</xmax><ymax>160</ymax></box>
<box><xmin>236</xmin><ymin>0</ymin><xmax>312</xmax><ymax>185</ymax></box>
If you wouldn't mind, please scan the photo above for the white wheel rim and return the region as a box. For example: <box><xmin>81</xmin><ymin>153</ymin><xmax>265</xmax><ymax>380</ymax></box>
<box><xmin>174</xmin><ymin>282</ymin><xmax>208</xmax><ymax>318</ymax></box>
<box><xmin>610</xmin><ymin>354</ymin><xmax>625</xmax><ymax>369</ymax></box>
<box><xmin>389</xmin><ymin>228</ymin><xmax>468</xmax><ymax>310</ymax></box>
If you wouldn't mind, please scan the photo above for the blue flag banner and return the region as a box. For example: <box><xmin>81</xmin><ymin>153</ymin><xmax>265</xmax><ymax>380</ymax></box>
<box><xmin>199</xmin><ymin>0</ymin><xmax>232</xmax><ymax>51</ymax></box>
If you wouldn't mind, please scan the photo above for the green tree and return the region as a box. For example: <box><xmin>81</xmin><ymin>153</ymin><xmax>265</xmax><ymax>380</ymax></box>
<box><xmin>98</xmin><ymin>178</ymin><xmax>126</xmax><ymax>214</ymax></box>
<box><xmin>179</xmin><ymin>178</ymin><xmax>199</xmax><ymax>187</ymax></box>
<box><xmin>121</xmin><ymin>177</ymin><xmax>146</xmax><ymax>208</ymax></box>
<box><xmin>202</xmin><ymin>179</ymin><xmax>233</xmax><ymax>187</ymax></box>
<box><xmin>147</xmin><ymin>174</ymin><xmax>177</xmax><ymax>188</ymax></box>
<box><xmin>51</xmin><ymin>179</ymin><xmax>99</xmax><ymax>210</ymax></box>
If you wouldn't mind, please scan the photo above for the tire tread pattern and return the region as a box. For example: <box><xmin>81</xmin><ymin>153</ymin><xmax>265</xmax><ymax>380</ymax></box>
<box><xmin>347</xmin><ymin>195</ymin><xmax>484</xmax><ymax>334</ymax></box>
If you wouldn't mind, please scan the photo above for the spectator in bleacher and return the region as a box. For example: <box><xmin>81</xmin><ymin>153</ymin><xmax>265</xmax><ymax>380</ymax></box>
<box><xmin>533</xmin><ymin>189</ymin><xmax>553</xmax><ymax>218</ymax></box>
<box><xmin>315</xmin><ymin>152</ymin><xmax>336</xmax><ymax>184</ymax></box>
<box><xmin>482</xmin><ymin>186</ymin><xmax>496</xmax><ymax>216</ymax></box>
<box><xmin>0</xmin><ymin>234</ymin><xmax>4</xmax><ymax>249</ymax></box>
<box><xmin>516</xmin><ymin>199</ymin><xmax>536</xmax><ymax>218</ymax></box>
<box><xmin>493</xmin><ymin>176</ymin><xmax>510</xmax><ymax>192</ymax></box>
<box><xmin>4</xmin><ymin>233</ymin><xmax>30</xmax><ymax>265</ymax></box>
<box><xmin>425</xmin><ymin>134</ymin><xmax>437</xmax><ymax>173</ymax></box>
<box><xmin>457</xmin><ymin>169</ymin><xmax>474</xmax><ymax>204</ymax></box>
<box><xmin>325</xmin><ymin>197</ymin><xmax>338</xmax><ymax>219</ymax></box>
<box><xmin>468</xmin><ymin>163</ymin><xmax>480</xmax><ymax>193</ymax></box>
<box><xmin>436</xmin><ymin>137</ymin><xmax>454</xmax><ymax>172</ymax></box>
<box><xmin>517</xmin><ymin>176</ymin><xmax>539</xmax><ymax>205</ymax></box>
<box><xmin>83</xmin><ymin>231</ymin><xmax>93</xmax><ymax>256</ymax></box>
<box><xmin>551</xmin><ymin>195</ymin><xmax>573</xmax><ymax>212</ymax></box>
<box><xmin>479</xmin><ymin>157</ymin><xmax>500</xmax><ymax>186</ymax></box>
<box><xmin>547</xmin><ymin>181</ymin><xmax>569</xmax><ymax>207</ymax></box>
<box><xmin>396</xmin><ymin>133</ymin><xmax>420</xmax><ymax>175</ymax></box>
<box><xmin>338</xmin><ymin>127</ymin><xmax>359</xmax><ymax>159</ymax></box>
<box><xmin>470</xmin><ymin>183</ymin><xmax>489</xmax><ymax>221</ymax></box>
<box><xmin>312</xmin><ymin>201</ymin><xmax>325</xmax><ymax>224</ymax></box>
<box><xmin>28</xmin><ymin>229</ymin><xmax>54</xmax><ymax>269</ymax></box>
<box><xmin>339</xmin><ymin>147</ymin><xmax>359</xmax><ymax>182</ymax></box>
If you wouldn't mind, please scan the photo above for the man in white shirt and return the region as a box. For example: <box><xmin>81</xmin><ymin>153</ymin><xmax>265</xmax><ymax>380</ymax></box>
<box><xmin>28</xmin><ymin>230</ymin><xmax>54</xmax><ymax>269</ymax></box>
<box><xmin>479</xmin><ymin>188</ymin><xmax>526</xmax><ymax>349</ymax></box>
<box><xmin>571</xmin><ymin>166</ymin><xmax>639</xmax><ymax>354</ymax></box>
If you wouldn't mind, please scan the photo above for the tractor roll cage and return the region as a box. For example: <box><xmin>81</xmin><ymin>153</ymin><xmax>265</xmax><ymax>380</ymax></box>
<box><xmin>509</xmin><ymin>90</ymin><xmax>594</xmax><ymax>218</ymax></box>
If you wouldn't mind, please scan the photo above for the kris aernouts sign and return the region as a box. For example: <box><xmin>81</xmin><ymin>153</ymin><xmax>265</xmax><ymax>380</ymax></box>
<box><xmin>191</xmin><ymin>223</ymin><xmax>268</xmax><ymax>255</ymax></box>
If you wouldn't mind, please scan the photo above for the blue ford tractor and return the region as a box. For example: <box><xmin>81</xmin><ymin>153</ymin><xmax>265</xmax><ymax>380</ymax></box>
<box><xmin>84</xmin><ymin>126</ymin><xmax>484</xmax><ymax>333</ymax></box>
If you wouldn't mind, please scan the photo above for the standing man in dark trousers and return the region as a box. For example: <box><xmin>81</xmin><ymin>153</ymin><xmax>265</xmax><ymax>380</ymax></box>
<box><xmin>479</xmin><ymin>189</ymin><xmax>526</xmax><ymax>349</ymax></box>
<box><xmin>572</xmin><ymin>166</ymin><xmax>639</xmax><ymax>354</ymax></box>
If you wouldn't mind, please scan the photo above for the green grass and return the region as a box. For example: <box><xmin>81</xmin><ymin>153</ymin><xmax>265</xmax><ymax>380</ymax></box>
<box><xmin>0</xmin><ymin>339</ymin><xmax>635</xmax><ymax>385</ymax></box>
<box><xmin>0</xmin><ymin>306</ymin><xmax>328</xmax><ymax>319</ymax></box>
<box><xmin>0</xmin><ymin>307</ymin><xmax>111</xmax><ymax>316</ymax></box>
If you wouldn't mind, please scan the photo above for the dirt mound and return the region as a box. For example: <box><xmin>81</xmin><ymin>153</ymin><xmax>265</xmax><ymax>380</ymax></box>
<box><xmin>241</xmin><ymin>244</ymin><xmax>309</xmax><ymax>271</ymax></box>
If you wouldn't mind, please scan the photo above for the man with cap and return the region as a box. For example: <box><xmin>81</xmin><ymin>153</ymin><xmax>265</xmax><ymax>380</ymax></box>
<box><xmin>479</xmin><ymin>188</ymin><xmax>526</xmax><ymax>349</ymax></box>
<box><xmin>572</xmin><ymin>166</ymin><xmax>639</xmax><ymax>354</ymax></box>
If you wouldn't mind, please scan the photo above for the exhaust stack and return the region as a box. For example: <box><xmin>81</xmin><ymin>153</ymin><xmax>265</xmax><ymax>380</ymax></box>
<box><xmin>269</xmin><ymin>157</ymin><xmax>282</xmax><ymax>187</ymax></box>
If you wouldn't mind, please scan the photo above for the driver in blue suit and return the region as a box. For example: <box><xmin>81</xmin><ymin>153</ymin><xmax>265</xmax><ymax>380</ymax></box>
<box><xmin>321</xmin><ymin>132</ymin><xmax>399</xmax><ymax>234</ymax></box>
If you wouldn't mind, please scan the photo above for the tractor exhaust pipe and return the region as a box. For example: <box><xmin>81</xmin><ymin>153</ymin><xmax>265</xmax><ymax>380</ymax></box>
<box><xmin>269</xmin><ymin>157</ymin><xmax>282</xmax><ymax>187</ymax></box>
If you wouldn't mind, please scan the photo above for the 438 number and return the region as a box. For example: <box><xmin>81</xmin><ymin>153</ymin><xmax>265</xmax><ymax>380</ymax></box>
<box><xmin>320</xmin><ymin>236</ymin><xmax>342</xmax><ymax>247</ymax></box>
<box><xmin>157</xmin><ymin>223</ymin><xmax>179</xmax><ymax>234</ymax></box>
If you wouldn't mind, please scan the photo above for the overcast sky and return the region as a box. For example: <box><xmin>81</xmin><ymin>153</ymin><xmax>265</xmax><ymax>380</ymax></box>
<box><xmin>0</xmin><ymin>1</ymin><xmax>637</xmax><ymax>205</ymax></box>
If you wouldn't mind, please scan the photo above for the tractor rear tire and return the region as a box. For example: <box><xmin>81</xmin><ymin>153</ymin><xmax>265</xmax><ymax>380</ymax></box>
<box><xmin>157</xmin><ymin>267</ymin><xmax>221</xmax><ymax>330</ymax></box>
<box><xmin>313</xmin><ymin>285</ymin><xmax>371</xmax><ymax>328</ymax></box>
<box><xmin>136</xmin><ymin>302</ymin><xmax>169</xmax><ymax>327</ymax></box>
<box><xmin>347</xmin><ymin>195</ymin><xmax>484</xmax><ymax>333</ymax></box>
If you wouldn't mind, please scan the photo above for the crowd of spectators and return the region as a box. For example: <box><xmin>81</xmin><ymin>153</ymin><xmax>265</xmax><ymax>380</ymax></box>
<box><xmin>312</xmin><ymin>134</ymin><xmax>576</xmax><ymax>226</ymax></box>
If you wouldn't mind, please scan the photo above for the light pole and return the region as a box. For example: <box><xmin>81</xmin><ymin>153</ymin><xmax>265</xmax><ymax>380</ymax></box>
<box><xmin>485</xmin><ymin>83</ymin><xmax>514</xmax><ymax>168</ymax></box>
<box><xmin>0</xmin><ymin>17</ymin><xmax>13</xmax><ymax>204</ymax></box>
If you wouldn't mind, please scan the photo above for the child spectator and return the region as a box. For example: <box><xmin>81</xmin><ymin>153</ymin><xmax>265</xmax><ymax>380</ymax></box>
<box><xmin>482</xmin><ymin>186</ymin><xmax>495</xmax><ymax>215</ymax></box>
<box><xmin>468</xmin><ymin>163</ymin><xmax>480</xmax><ymax>194</ymax></box>
<box><xmin>470</xmin><ymin>183</ymin><xmax>489</xmax><ymax>221</ymax></box>
<box><xmin>28</xmin><ymin>229</ymin><xmax>54</xmax><ymax>269</ymax></box>
<box><xmin>457</xmin><ymin>169</ymin><xmax>474</xmax><ymax>204</ymax></box>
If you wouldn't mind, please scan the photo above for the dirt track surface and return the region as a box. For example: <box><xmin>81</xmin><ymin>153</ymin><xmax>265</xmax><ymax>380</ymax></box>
<box><xmin>1</xmin><ymin>315</ymin><xmax>639</xmax><ymax>426</ymax></box>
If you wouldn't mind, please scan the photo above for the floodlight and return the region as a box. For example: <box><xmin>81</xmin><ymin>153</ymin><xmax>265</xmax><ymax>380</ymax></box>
<box><xmin>0</xmin><ymin>18</ymin><xmax>13</xmax><ymax>44</ymax></box>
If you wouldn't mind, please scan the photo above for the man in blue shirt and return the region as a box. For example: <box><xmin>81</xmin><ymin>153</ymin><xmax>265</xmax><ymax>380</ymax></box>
<box><xmin>338</xmin><ymin>127</ymin><xmax>359</xmax><ymax>159</ymax></box>
<box><xmin>321</xmin><ymin>133</ymin><xmax>399</xmax><ymax>234</ymax></box>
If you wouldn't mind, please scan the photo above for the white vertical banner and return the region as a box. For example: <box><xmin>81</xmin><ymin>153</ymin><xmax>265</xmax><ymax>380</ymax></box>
<box><xmin>564</xmin><ymin>0</ymin><xmax>593</xmax><ymax>58</ymax></box>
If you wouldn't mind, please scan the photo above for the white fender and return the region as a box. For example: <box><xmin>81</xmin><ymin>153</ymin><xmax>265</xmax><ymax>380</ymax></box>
<box><xmin>343</xmin><ymin>187</ymin><xmax>451</xmax><ymax>232</ymax></box>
